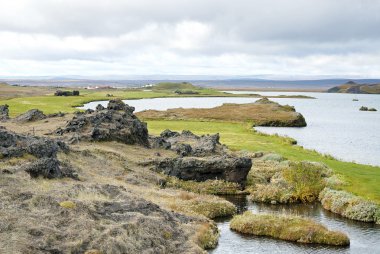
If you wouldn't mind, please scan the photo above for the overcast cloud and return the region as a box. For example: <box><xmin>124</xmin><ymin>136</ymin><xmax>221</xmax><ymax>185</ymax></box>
<box><xmin>1</xmin><ymin>0</ymin><xmax>380</xmax><ymax>77</ymax></box>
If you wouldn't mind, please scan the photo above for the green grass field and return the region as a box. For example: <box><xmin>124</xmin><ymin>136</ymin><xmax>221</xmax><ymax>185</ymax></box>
<box><xmin>146</xmin><ymin>120</ymin><xmax>380</xmax><ymax>203</ymax></box>
<box><xmin>0</xmin><ymin>89</ymin><xmax>227</xmax><ymax>117</ymax></box>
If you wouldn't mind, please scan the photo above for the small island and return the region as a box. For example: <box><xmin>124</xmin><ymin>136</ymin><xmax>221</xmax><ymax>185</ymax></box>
<box><xmin>137</xmin><ymin>98</ymin><xmax>307</xmax><ymax>127</ymax></box>
<box><xmin>360</xmin><ymin>106</ymin><xmax>377</xmax><ymax>111</ymax></box>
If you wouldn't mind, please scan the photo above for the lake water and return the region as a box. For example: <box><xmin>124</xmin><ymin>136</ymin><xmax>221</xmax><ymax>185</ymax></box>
<box><xmin>210</xmin><ymin>195</ymin><xmax>380</xmax><ymax>254</ymax></box>
<box><xmin>80</xmin><ymin>92</ymin><xmax>380</xmax><ymax>166</ymax></box>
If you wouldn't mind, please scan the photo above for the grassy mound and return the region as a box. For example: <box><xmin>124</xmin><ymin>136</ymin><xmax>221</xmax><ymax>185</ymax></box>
<box><xmin>319</xmin><ymin>188</ymin><xmax>380</xmax><ymax>223</ymax></box>
<box><xmin>230</xmin><ymin>211</ymin><xmax>350</xmax><ymax>246</ymax></box>
<box><xmin>248</xmin><ymin>159</ymin><xmax>331</xmax><ymax>203</ymax></box>
<box><xmin>165</xmin><ymin>177</ymin><xmax>243</xmax><ymax>195</ymax></box>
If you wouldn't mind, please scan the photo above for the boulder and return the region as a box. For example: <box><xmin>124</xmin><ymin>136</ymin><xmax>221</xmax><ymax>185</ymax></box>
<box><xmin>23</xmin><ymin>157</ymin><xmax>78</xmax><ymax>179</ymax></box>
<box><xmin>14</xmin><ymin>109</ymin><xmax>47</xmax><ymax>122</ymax></box>
<box><xmin>153</xmin><ymin>129</ymin><xmax>225</xmax><ymax>156</ymax></box>
<box><xmin>0</xmin><ymin>128</ymin><xmax>75</xmax><ymax>179</ymax></box>
<box><xmin>0</xmin><ymin>104</ymin><xmax>9</xmax><ymax>121</ymax></box>
<box><xmin>153</xmin><ymin>156</ymin><xmax>252</xmax><ymax>187</ymax></box>
<box><xmin>0</xmin><ymin>128</ymin><xmax>68</xmax><ymax>158</ymax></box>
<box><xmin>56</xmin><ymin>100</ymin><xmax>149</xmax><ymax>146</ymax></box>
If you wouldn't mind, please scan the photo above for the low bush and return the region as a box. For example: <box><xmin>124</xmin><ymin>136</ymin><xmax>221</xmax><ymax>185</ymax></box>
<box><xmin>319</xmin><ymin>188</ymin><xmax>380</xmax><ymax>223</ymax></box>
<box><xmin>230</xmin><ymin>211</ymin><xmax>350</xmax><ymax>246</ymax></box>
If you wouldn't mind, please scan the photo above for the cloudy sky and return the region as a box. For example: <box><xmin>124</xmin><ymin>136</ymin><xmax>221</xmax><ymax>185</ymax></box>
<box><xmin>1</xmin><ymin>0</ymin><xmax>380</xmax><ymax>78</ymax></box>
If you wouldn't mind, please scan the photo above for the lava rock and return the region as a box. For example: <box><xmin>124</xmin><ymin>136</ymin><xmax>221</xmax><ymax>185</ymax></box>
<box><xmin>153</xmin><ymin>155</ymin><xmax>252</xmax><ymax>187</ymax></box>
<box><xmin>57</xmin><ymin>100</ymin><xmax>149</xmax><ymax>146</ymax></box>
<box><xmin>0</xmin><ymin>104</ymin><xmax>9</xmax><ymax>121</ymax></box>
<box><xmin>23</xmin><ymin>157</ymin><xmax>78</xmax><ymax>179</ymax></box>
<box><xmin>14</xmin><ymin>109</ymin><xmax>47</xmax><ymax>123</ymax></box>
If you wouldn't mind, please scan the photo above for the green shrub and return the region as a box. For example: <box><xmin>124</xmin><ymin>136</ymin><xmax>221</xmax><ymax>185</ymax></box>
<box><xmin>283</xmin><ymin>161</ymin><xmax>329</xmax><ymax>202</ymax></box>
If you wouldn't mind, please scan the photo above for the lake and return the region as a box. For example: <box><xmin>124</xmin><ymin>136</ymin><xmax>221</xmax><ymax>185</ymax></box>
<box><xmin>80</xmin><ymin>92</ymin><xmax>380</xmax><ymax>166</ymax></box>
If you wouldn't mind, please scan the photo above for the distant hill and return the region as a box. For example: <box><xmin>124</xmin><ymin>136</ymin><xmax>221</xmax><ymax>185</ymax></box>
<box><xmin>327</xmin><ymin>81</ymin><xmax>380</xmax><ymax>94</ymax></box>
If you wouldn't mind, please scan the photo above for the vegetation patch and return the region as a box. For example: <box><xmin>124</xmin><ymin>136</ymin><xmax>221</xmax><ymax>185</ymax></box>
<box><xmin>319</xmin><ymin>188</ymin><xmax>380</xmax><ymax>223</ymax></box>
<box><xmin>195</xmin><ymin>222</ymin><xmax>220</xmax><ymax>249</ymax></box>
<box><xmin>138</xmin><ymin>98</ymin><xmax>307</xmax><ymax>127</ymax></box>
<box><xmin>165</xmin><ymin>177</ymin><xmax>243</xmax><ymax>195</ymax></box>
<box><xmin>248</xmin><ymin>159</ymin><xmax>330</xmax><ymax>203</ymax></box>
<box><xmin>167</xmin><ymin>191</ymin><xmax>237</xmax><ymax>219</ymax></box>
<box><xmin>230</xmin><ymin>211</ymin><xmax>350</xmax><ymax>246</ymax></box>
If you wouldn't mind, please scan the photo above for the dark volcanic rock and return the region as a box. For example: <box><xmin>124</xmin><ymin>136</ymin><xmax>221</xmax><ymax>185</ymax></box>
<box><xmin>0</xmin><ymin>128</ymin><xmax>67</xmax><ymax>158</ymax></box>
<box><xmin>0</xmin><ymin>128</ymin><xmax>75</xmax><ymax>179</ymax></box>
<box><xmin>0</xmin><ymin>104</ymin><xmax>9</xmax><ymax>121</ymax></box>
<box><xmin>14</xmin><ymin>109</ymin><xmax>47</xmax><ymax>123</ymax></box>
<box><xmin>56</xmin><ymin>100</ymin><xmax>149</xmax><ymax>146</ymax></box>
<box><xmin>153</xmin><ymin>156</ymin><xmax>252</xmax><ymax>187</ymax></box>
<box><xmin>23</xmin><ymin>157</ymin><xmax>78</xmax><ymax>179</ymax></box>
<box><xmin>153</xmin><ymin>129</ymin><xmax>224</xmax><ymax>156</ymax></box>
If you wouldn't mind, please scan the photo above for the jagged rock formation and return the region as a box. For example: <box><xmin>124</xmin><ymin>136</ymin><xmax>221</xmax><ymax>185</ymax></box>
<box><xmin>0</xmin><ymin>104</ymin><xmax>10</xmax><ymax>121</ymax></box>
<box><xmin>147</xmin><ymin>130</ymin><xmax>252</xmax><ymax>187</ymax></box>
<box><xmin>154</xmin><ymin>156</ymin><xmax>252</xmax><ymax>186</ymax></box>
<box><xmin>151</xmin><ymin>129</ymin><xmax>225</xmax><ymax>156</ymax></box>
<box><xmin>56</xmin><ymin>99</ymin><xmax>149</xmax><ymax>146</ymax></box>
<box><xmin>14</xmin><ymin>109</ymin><xmax>47</xmax><ymax>123</ymax></box>
<box><xmin>0</xmin><ymin>127</ymin><xmax>76</xmax><ymax>179</ymax></box>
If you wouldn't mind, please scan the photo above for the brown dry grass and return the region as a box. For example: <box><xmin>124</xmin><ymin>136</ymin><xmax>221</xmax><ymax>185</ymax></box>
<box><xmin>137</xmin><ymin>102</ymin><xmax>303</xmax><ymax>126</ymax></box>
<box><xmin>0</xmin><ymin>82</ymin><xmax>56</xmax><ymax>100</ymax></box>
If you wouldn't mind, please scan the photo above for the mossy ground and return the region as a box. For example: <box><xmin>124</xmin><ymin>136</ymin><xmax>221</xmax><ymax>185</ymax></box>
<box><xmin>230</xmin><ymin>211</ymin><xmax>350</xmax><ymax>246</ymax></box>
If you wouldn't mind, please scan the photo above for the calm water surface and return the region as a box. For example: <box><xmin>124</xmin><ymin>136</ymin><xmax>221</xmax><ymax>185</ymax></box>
<box><xmin>80</xmin><ymin>92</ymin><xmax>380</xmax><ymax>166</ymax></box>
<box><xmin>210</xmin><ymin>196</ymin><xmax>380</xmax><ymax>254</ymax></box>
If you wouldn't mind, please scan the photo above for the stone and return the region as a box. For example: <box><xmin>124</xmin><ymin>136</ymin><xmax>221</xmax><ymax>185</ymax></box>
<box><xmin>56</xmin><ymin>100</ymin><xmax>149</xmax><ymax>146</ymax></box>
<box><xmin>153</xmin><ymin>155</ymin><xmax>252</xmax><ymax>187</ymax></box>
<box><xmin>0</xmin><ymin>104</ymin><xmax>9</xmax><ymax>121</ymax></box>
<box><xmin>23</xmin><ymin>157</ymin><xmax>78</xmax><ymax>179</ymax></box>
<box><xmin>14</xmin><ymin>109</ymin><xmax>47</xmax><ymax>123</ymax></box>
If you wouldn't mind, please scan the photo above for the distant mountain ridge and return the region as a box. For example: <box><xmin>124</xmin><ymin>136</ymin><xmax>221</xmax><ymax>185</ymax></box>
<box><xmin>327</xmin><ymin>81</ymin><xmax>380</xmax><ymax>94</ymax></box>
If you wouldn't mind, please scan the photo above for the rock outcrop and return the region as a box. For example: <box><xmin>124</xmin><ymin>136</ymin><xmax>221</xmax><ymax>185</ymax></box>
<box><xmin>0</xmin><ymin>104</ymin><xmax>10</xmax><ymax>121</ymax></box>
<box><xmin>0</xmin><ymin>128</ymin><xmax>76</xmax><ymax>179</ymax></box>
<box><xmin>56</xmin><ymin>99</ymin><xmax>149</xmax><ymax>146</ymax></box>
<box><xmin>154</xmin><ymin>156</ymin><xmax>252</xmax><ymax>187</ymax></box>
<box><xmin>14</xmin><ymin>109</ymin><xmax>47</xmax><ymax>122</ymax></box>
<box><xmin>148</xmin><ymin>130</ymin><xmax>252</xmax><ymax>187</ymax></box>
<box><xmin>360</xmin><ymin>106</ymin><xmax>377</xmax><ymax>111</ymax></box>
<box><xmin>151</xmin><ymin>129</ymin><xmax>225</xmax><ymax>156</ymax></box>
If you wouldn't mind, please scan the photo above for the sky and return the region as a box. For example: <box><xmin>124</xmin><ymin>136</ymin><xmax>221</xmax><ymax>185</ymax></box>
<box><xmin>0</xmin><ymin>0</ymin><xmax>380</xmax><ymax>78</ymax></box>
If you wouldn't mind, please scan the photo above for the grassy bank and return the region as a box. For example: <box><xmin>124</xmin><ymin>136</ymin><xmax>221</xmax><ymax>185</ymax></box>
<box><xmin>146</xmin><ymin>120</ymin><xmax>380</xmax><ymax>203</ymax></box>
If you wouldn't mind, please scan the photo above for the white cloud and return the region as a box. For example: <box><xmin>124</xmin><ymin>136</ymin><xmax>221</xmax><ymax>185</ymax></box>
<box><xmin>0</xmin><ymin>0</ymin><xmax>379</xmax><ymax>77</ymax></box>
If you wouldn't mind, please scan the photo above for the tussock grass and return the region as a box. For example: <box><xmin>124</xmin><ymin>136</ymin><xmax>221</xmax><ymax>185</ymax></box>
<box><xmin>230</xmin><ymin>211</ymin><xmax>350</xmax><ymax>246</ymax></box>
<box><xmin>164</xmin><ymin>190</ymin><xmax>237</xmax><ymax>219</ymax></box>
<box><xmin>195</xmin><ymin>222</ymin><xmax>219</xmax><ymax>249</ymax></box>
<box><xmin>319</xmin><ymin>188</ymin><xmax>380</xmax><ymax>223</ymax></box>
<box><xmin>165</xmin><ymin>177</ymin><xmax>243</xmax><ymax>195</ymax></box>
